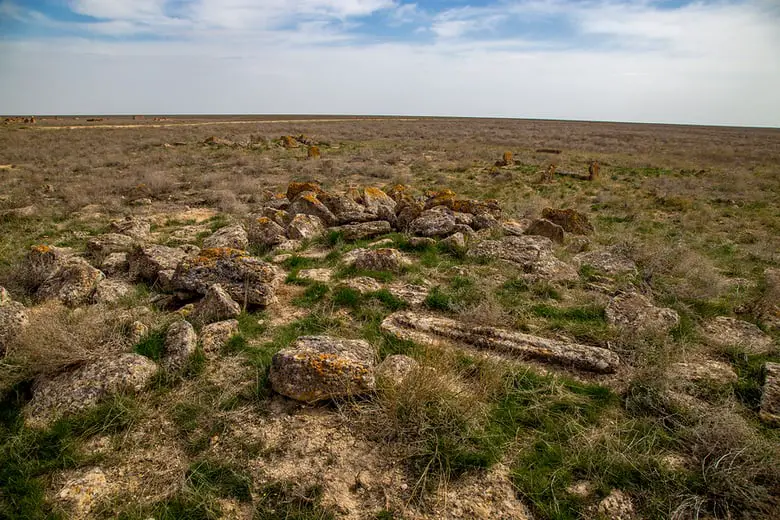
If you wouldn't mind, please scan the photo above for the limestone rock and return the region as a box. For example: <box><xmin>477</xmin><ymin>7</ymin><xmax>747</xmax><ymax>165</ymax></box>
<box><xmin>468</xmin><ymin>236</ymin><xmax>578</xmax><ymax>282</ymax></box>
<box><xmin>408</xmin><ymin>236</ymin><xmax>436</xmax><ymax>248</ymax></box>
<box><xmin>128</xmin><ymin>244</ymin><xmax>187</xmax><ymax>282</ymax></box>
<box><xmin>190</xmin><ymin>284</ymin><xmax>241</xmax><ymax>326</ymax></box>
<box><xmin>36</xmin><ymin>258</ymin><xmax>104</xmax><ymax>306</ymax></box>
<box><xmin>501</xmin><ymin>219</ymin><xmax>532</xmax><ymax>236</ymax></box>
<box><xmin>701</xmin><ymin>316</ymin><xmax>773</xmax><ymax>354</ymax></box>
<box><xmin>110</xmin><ymin>216</ymin><xmax>151</xmax><ymax>240</ymax></box>
<box><xmin>269</xmin><ymin>336</ymin><xmax>376</xmax><ymax>402</ymax></box>
<box><xmin>288</xmin><ymin>191</ymin><xmax>337</xmax><ymax>226</ymax></box>
<box><xmin>286</xmin><ymin>181</ymin><xmax>324</xmax><ymax>200</ymax></box>
<box><xmin>173</xmin><ymin>248</ymin><xmax>281</xmax><ymax>306</ymax></box>
<box><xmin>387</xmin><ymin>282</ymin><xmax>429</xmax><ymax>306</ymax></box>
<box><xmin>338</xmin><ymin>277</ymin><xmax>383</xmax><ymax>294</ymax></box>
<box><xmin>395</xmin><ymin>198</ymin><xmax>424</xmax><ymax>230</ymax></box>
<box><xmin>376</xmin><ymin>354</ymin><xmax>419</xmax><ymax>387</ymax></box>
<box><xmin>566</xmin><ymin>236</ymin><xmax>591</xmax><ymax>254</ymax></box>
<box><xmin>0</xmin><ymin>296</ymin><xmax>28</xmax><ymax>356</ymax></box>
<box><xmin>247</xmin><ymin>217</ymin><xmax>286</xmax><ymax>247</ymax></box>
<box><xmin>86</xmin><ymin>233</ymin><xmax>136</xmax><ymax>262</ymax></box>
<box><xmin>574</xmin><ymin>250</ymin><xmax>637</xmax><ymax>276</ymax></box>
<box><xmin>297</xmin><ymin>268</ymin><xmax>334</xmax><ymax>283</ymax></box>
<box><xmin>287</xmin><ymin>214</ymin><xmax>326</xmax><ymax>240</ymax></box>
<box><xmin>25</xmin><ymin>245</ymin><xmax>74</xmax><ymax>289</ymax></box>
<box><xmin>409</xmin><ymin>207</ymin><xmax>457</xmax><ymax>237</ymax></box>
<box><xmin>127</xmin><ymin>321</ymin><xmax>148</xmax><ymax>345</ymax></box>
<box><xmin>368</xmin><ymin>238</ymin><xmax>394</xmax><ymax>248</ymax></box>
<box><xmin>200</xmin><ymin>319</ymin><xmax>240</xmax><ymax>356</ymax></box>
<box><xmin>331</xmin><ymin>220</ymin><xmax>392</xmax><ymax>241</ymax></box>
<box><xmin>542</xmin><ymin>208</ymin><xmax>594</xmax><ymax>235</ymax></box>
<box><xmin>321</xmin><ymin>193</ymin><xmax>375</xmax><ymax>225</ymax></box>
<box><xmin>162</xmin><ymin>320</ymin><xmax>198</xmax><ymax>372</ymax></box>
<box><xmin>57</xmin><ymin>467</ymin><xmax>111</xmax><ymax>519</ymax></box>
<box><xmin>362</xmin><ymin>187</ymin><xmax>396</xmax><ymax>223</ymax></box>
<box><xmin>597</xmin><ymin>490</ymin><xmax>635</xmax><ymax>520</ymax></box>
<box><xmin>759</xmin><ymin>362</ymin><xmax>780</xmax><ymax>425</ymax></box>
<box><xmin>203</xmin><ymin>224</ymin><xmax>249</xmax><ymax>250</ymax></box>
<box><xmin>381</xmin><ymin>312</ymin><xmax>619</xmax><ymax>373</ymax></box>
<box><xmin>441</xmin><ymin>232</ymin><xmax>467</xmax><ymax>252</ymax></box>
<box><xmin>259</xmin><ymin>207</ymin><xmax>291</xmax><ymax>227</ymax></box>
<box><xmin>343</xmin><ymin>248</ymin><xmax>410</xmax><ymax>272</ymax></box>
<box><xmin>525</xmin><ymin>219</ymin><xmax>564</xmax><ymax>244</ymax></box>
<box><xmin>606</xmin><ymin>292</ymin><xmax>679</xmax><ymax>332</ymax></box>
<box><xmin>92</xmin><ymin>279</ymin><xmax>132</xmax><ymax>305</ymax></box>
<box><xmin>100</xmin><ymin>252</ymin><xmax>129</xmax><ymax>276</ymax></box>
<box><xmin>670</xmin><ymin>360</ymin><xmax>738</xmax><ymax>386</ymax></box>
<box><xmin>472</xmin><ymin>212</ymin><xmax>500</xmax><ymax>230</ymax></box>
<box><xmin>24</xmin><ymin>353</ymin><xmax>158</xmax><ymax>428</ymax></box>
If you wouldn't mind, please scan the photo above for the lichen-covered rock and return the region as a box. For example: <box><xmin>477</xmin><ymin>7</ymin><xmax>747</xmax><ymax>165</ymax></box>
<box><xmin>408</xmin><ymin>236</ymin><xmax>436</xmax><ymax>248</ymax></box>
<box><xmin>203</xmin><ymin>224</ymin><xmax>249</xmax><ymax>250</ymax></box>
<box><xmin>409</xmin><ymin>207</ymin><xmax>457</xmax><ymax>237</ymax></box>
<box><xmin>670</xmin><ymin>359</ymin><xmax>738</xmax><ymax>387</ymax></box>
<box><xmin>441</xmin><ymin>232</ymin><xmax>467</xmax><ymax>252</ymax></box>
<box><xmin>343</xmin><ymin>248</ymin><xmax>410</xmax><ymax>272</ymax></box>
<box><xmin>331</xmin><ymin>220</ymin><xmax>392</xmax><ymax>241</ymax></box>
<box><xmin>759</xmin><ymin>362</ymin><xmax>780</xmax><ymax>424</ymax></box>
<box><xmin>297</xmin><ymin>268</ymin><xmax>334</xmax><ymax>283</ymax></box>
<box><xmin>542</xmin><ymin>208</ymin><xmax>594</xmax><ymax>235</ymax></box>
<box><xmin>472</xmin><ymin>212</ymin><xmax>500</xmax><ymax>230</ymax></box>
<box><xmin>0</xmin><ymin>295</ymin><xmax>28</xmax><ymax>356</ymax></box>
<box><xmin>127</xmin><ymin>320</ymin><xmax>148</xmax><ymax>345</ymax></box>
<box><xmin>381</xmin><ymin>312</ymin><xmax>619</xmax><ymax>373</ymax></box>
<box><xmin>566</xmin><ymin>236</ymin><xmax>591</xmax><ymax>254</ymax></box>
<box><xmin>525</xmin><ymin>219</ymin><xmax>564</xmax><ymax>244</ymax></box>
<box><xmin>100</xmin><ymin>252</ymin><xmax>129</xmax><ymax>276</ymax></box>
<box><xmin>173</xmin><ymin>248</ymin><xmax>281</xmax><ymax>306</ymax></box>
<box><xmin>701</xmin><ymin>316</ymin><xmax>773</xmax><ymax>354</ymax></box>
<box><xmin>92</xmin><ymin>279</ymin><xmax>132</xmax><ymax>305</ymax></box>
<box><xmin>281</xmin><ymin>135</ymin><xmax>300</xmax><ymax>149</ymax></box>
<box><xmin>162</xmin><ymin>320</ymin><xmax>198</xmax><ymax>372</ymax></box>
<box><xmin>423</xmin><ymin>189</ymin><xmax>457</xmax><ymax>210</ymax></box>
<box><xmin>189</xmin><ymin>284</ymin><xmax>241</xmax><ymax>326</ymax></box>
<box><xmin>321</xmin><ymin>193</ymin><xmax>375</xmax><ymax>225</ymax></box>
<box><xmin>288</xmin><ymin>191</ymin><xmax>336</xmax><ymax>226</ymax></box>
<box><xmin>128</xmin><ymin>245</ymin><xmax>187</xmax><ymax>282</ymax></box>
<box><xmin>387</xmin><ymin>282</ymin><xmax>429</xmax><ymax>306</ymax></box>
<box><xmin>269</xmin><ymin>336</ymin><xmax>376</xmax><ymax>402</ymax></box>
<box><xmin>395</xmin><ymin>198</ymin><xmax>424</xmax><ymax>230</ymax></box>
<box><xmin>25</xmin><ymin>245</ymin><xmax>74</xmax><ymax>289</ymax></box>
<box><xmin>260</xmin><ymin>207</ymin><xmax>291</xmax><ymax>227</ymax></box>
<box><xmin>468</xmin><ymin>236</ymin><xmax>578</xmax><ymax>282</ymax></box>
<box><xmin>36</xmin><ymin>258</ymin><xmax>104</xmax><ymax>306</ymax></box>
<box><xmin>24</xmin><ymin>353</ymin><xmax>158</xmax><ymax>428</ymax></box>
<box><xmin>501</xmin><ymin>219</ymin><xmax>531</xmax><ymax>236</ymax></box>
<box><xmin>376</xmin><ymin>354</ymin><xmax>419</xmax><ymax>387</ymax></box>
<box><xmin>362</xmin><ymin>187</ymin><xmax>396</xmax><ymax>223</ymax></box>
<box><xmin>574</xmin><ymin>250</ymin><xmax>637</xmax><ymax>276</ymax></box>
<box><xmin>598</xmin><ymin>490</ymin><xmax>635</xmax><ymax>520</ymax></box>
<box><xmin>247</xmin><ymin>217</ymin><xmax>286</xmax><ymax>247</ymax></box>
<box><xmin>110</xmin><ymin>216</ymin><xmax>151</xmax><ymax>240</ymax></box>
<box><xmin>86</xmin><ymin>233</ymin><xmax>136</xmax><ymax>262</ymax></box>
<box><xmin>606</xmin><ymin>292</ymin><xmax>679</xmax><ymax>332</ymax></box>
<box><xmin>338</xmin><ymin>277</ymin><xmax>383</xmax><ymax>294</ymax></box>
<box><xmin>200</xmin><ymin>319</ymin><xmax>239</xmax><ymax>356</ymax></box>
<box><xmin>286</xmin><ymin>181</ymin><xmax>324</xmax><ymax>200</ymax></box>
<box><xmin>57</xmin><ymin>467</ymin><xmax>112</xmax><ymax>519</ymax></box>
<box><xmin>287</xmin><ymin>214</ymin><xmax>326</xmax><ymax>240</ymax></box>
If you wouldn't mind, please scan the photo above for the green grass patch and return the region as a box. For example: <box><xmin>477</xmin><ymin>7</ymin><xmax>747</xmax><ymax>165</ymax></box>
<box><xmin>133</xmin><ymin>330</ymin><xmax>166</xmax><ymax>361</ymax></box>
<box><xmin>186</xmin><ymin>460</ymin><xmax>252</xmax><ymax>502</ymax></box>
<box><xmin>237</xmin><ymin>311</ymin><xmax>267</xmax><ymax>339</ymax></box>
<box><xmin>254</xmin><ymin>482</ymin><xmax>335</xmax><ymax>520</ymax></box>
<box><xmin>292</xmin><ymin>282</ymin><xmax>330</xmax><ymax>307</ymax></box>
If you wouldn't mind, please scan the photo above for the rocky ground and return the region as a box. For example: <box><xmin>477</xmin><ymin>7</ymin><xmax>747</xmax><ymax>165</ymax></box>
<box><xmin>1</xmin><ymin>120</ymin><xmax>779</xmax><ymax>519</ymax></box>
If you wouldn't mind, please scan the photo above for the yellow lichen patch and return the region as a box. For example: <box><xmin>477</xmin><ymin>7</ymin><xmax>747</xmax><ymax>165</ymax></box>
<box><xmin>286</xmin><ymin>181</ymin><xmax>323</xmax><ymax>200</ymax></box>
<box><xmin>256</xmin><ymin>217</ymin><xmax>271</xmax><ymax>224</ymax></box>
<box><xmin>307</xmin><ymin>146</ymin><xmax>321</xmax><ymax>159</ymax></box>
<box><xmin>281</xmin><ymin>135</ymin><xmax>299</xmax><ymax>149</ymax></box>
<box><xmin>588</xmin><ymin>161</ymin><xmax>600</xmax><ymax>181</ymax></box>
<box><xmin>31</xmin><ymin>244</ymin><xmax>52</xmax><ymax>253</ymax></box>
<box><xmin>301</xmin><ymin>193</ymin><xmax>320</xmax><ymax>204</ymax></box>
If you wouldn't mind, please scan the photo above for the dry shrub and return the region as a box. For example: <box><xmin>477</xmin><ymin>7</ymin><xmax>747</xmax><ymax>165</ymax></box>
<box><xmin>205</xmin><ymin>189</ymin><xmax>247</xmax><ymax>215</ymax></box>
<box><xmin>0</xmin><ymin>302</ymin><xmax>140</xmax><ymax>391</ymax></box>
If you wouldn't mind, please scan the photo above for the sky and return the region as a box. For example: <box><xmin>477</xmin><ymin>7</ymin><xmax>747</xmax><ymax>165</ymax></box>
<box><xmin>0</xmin><ymin>1</ymin><xmax>778</xmax><ymax>126</ymax></box>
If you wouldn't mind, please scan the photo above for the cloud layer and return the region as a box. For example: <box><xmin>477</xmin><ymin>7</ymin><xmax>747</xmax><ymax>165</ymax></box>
<box><xmin>1</xmin><ymin>1</ymin><xmax>778</xmax><ymax>126</ymax></box>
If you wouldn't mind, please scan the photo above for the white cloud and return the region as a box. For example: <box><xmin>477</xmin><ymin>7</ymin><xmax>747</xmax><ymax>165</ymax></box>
<box><xmin>0</xmin><ymin>0</ymin><xmax>778</xmax><ymax>126</ymax></box>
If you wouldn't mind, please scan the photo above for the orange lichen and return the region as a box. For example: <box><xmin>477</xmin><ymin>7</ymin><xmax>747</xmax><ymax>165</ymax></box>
<box><xmin>301</xmin><ymin>193</ymin><xmax>320</xmax><ymax>204</ymax></box>
<box><xmin>307</xmin><ymin>146</ymin><xmax>321</xmax><ymax>159</ymax></box>
<box><xmin>588</xmin><ymin>161</ymin><xmax>600</xmax><ymax>181</ymax></box>
<box><xmin>31</xmin><ymin>244</ymin><xmax>52</xmax><ymax>253</ymax></box>
<box><xmin>286</xmin><ymin>181</ymin><xmax>323</xmax><ymax>200</ymax></box>
<box><xmin>256</xmin><ymin>217</ymin><xmax>271</xmax><ymax>224</ymax></box>
<box><xmin>281</xmin><ymin>135</ymin><xmax>299</xmax><ymax>149</ymax></box>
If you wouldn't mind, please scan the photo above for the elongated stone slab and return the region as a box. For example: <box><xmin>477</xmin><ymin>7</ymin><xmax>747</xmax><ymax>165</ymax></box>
<box><xmin>381</xmin><ymin>311</ymin><xmax>619</xmax><ymax>373</ymax></box>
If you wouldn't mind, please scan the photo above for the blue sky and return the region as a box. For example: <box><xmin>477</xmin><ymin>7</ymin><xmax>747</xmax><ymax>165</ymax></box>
<box><xmin>1</xmin><ymin>1</ymin><xmax>778</xmax><ymax>126</ymax></box>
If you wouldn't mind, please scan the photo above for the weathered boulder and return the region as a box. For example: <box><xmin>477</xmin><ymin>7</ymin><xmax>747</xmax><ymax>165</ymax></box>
<box><xmin>542</xmin><ymin>208</ymin><xmax>594</xmax><ymax>235</ymax></box>
<box><xmin>472</xmin><ymin>212</ymin><xmax>500</xmax><ymax>230</ymax></box>
<box><xmin>362</xmin><ymin>187</ymin><xmax>396</xmax><ymax>223</ymax></box>
<box><xmin>287</xmin><ymin>191</ymin><xmax>337</xmax><ymax>226</ymax></box>
<box><xmin>501</xmin><ymin>219</ymin><xmax>531</xmax><ymax>236</ymax></box>
<box><xmin>86</xmin><ymin>233</ymin><xmax>136</xmax><ymax>262</ymax></box>
<box><xmin>57</xmin><ymin>467</ymin><xmax>111</xmax><ymax>519</ymax></box>
<box><xmin>189</xmin><ymin>284</ymin><xmax>241</xmax><ymax>326</ymax></box>
<box><xmin>409</xmin><ymin>207</ymin><xmax>457</xmax><ymax>237</ymax></box>
<box><xmin>128</xmin><ymin>245</ymin><xmax>187</xmax><ymax>282</ymax></box>
<box><xmin>110</xmin><ymin>216</ymin><xmax>151</xmax><ymax>240</ymax></box>
<box><xmin>376</xmin><ymin>354</ymin><xmax>419</xmax><ymax>387</ymax></box>
<box><xmin>200</xmin><ymin>319</ymin><xmax>239</xmax><ymax>356</ymax></box>
<box><xmin>202</xmin><ymin>224</ymin><xmax>249</xmax><ymax>251</ymax></box>
<box><xmin>286</xmin><ymin>181</ymin><xmax>324</xmax><ymax>200</ymax></box>
<box><xmin>423</xmin><ymin>189</ymin><xmax>457</xmax><ymax>210</ymax></box>
<box><xmin>573</xmin><ymin>250</ymin><xmax>637</xmax><ymax>276</ymax></box>
<box><xmin>37</xmin><ymin>258</ymin><xmax>104</xmax><ymax>306</ymax></box>
<box><xmin>247</xmin><ymin>217</ymin><xmax>286</xmax><ymax>247</ymax></box>
<box><xmin>0</xmin><ymin>293</ymin><xmax>28</xmax><ymax>356</ymax></box>
<box><xmin>387</xmin><ymin>282</ymin><xmax>429</xmax><ymax>306</ymax></box>
<box><xmin>467</xmin><ymin>236</ymin><xmax>578</xmax><ymax>282</ymax></box>
<box><xmin>92</xmin><ymin>279</ymin><xmax>133</xmax><ymax>305</ymax></box>
<box><xmin>287</xmin><ymin>214</ymin><xmax>326</xmax><ymax>240</ymax></box>
<box><xmin>269</xmin><ymin>335</ymin><xmax>376</xmax><ymax>402</ymax></box>
<box><xmin>605</xmin><ymin>292</ymin><xmax>679</xmax><ymax>332</ymax></box>
<box><xmin>395</xmin><ymin>198</ymin><xmax>424</xmax><ymax>231</ymax></box>
<box><xmin>24</xmin><ymin>353</ymin><xmax>158</xmax><ymax>428</ymax></box>
<box><xmin>331</xmin><ymin>220</ymin><xmax>392</xmax><ymax>241</ymax></box>
<box><xmin>338</xmin><ymin>277</ymin><xmax>383</xmax><ymax>294</ymax></box>
<box><xmin>25</xmin><ymin>245</ymin><xmax>74</xmax><ymax>289</ymax></box>
<box><xmin>343</xmin><ymin>248</ymin><xmax>410</xmax><ymax>272</ymax></box>
<box><xmin>297</xmin><ymin>268</ymin><xmax>334</xmax><ymax>283</ymax></box>
<box><xmin>381</xmin><ymin>312</ymin><xmax>619</xmax><ymax>373</ymax></box>
<box><xmin>525</xmin><ymin>219</ymin><xmax>564</xmax><ymax>244</ymax></box>
<box><xmin>100</xmin><ymin>252</ymin><xmax>129</xmax><ymax>276</ymax></box>
<box><xmin>759</xmin><ymin>362</ymin><xmax>780</xmax><ymax>425</ymax></box>
<box><xmin>162</xmin><ymin>320</ymin><xmax>198</xmax><ymax>372</ymax></box>
<box><xmin>408</xmin><ymin>236</ymin><xmax>436</xmax><ymax>248</ymax></box>
<box><xmin>172</xmin><ymin>248</ymin><xmax>281</xmax><ymax>306</ymax></box>
<box><xmin>260</xmin><ymin>207</ymin><xmax>291</xmax><ymax>227</ymax></box>
<box><xmin>701</xmin><ymin>317</ymin><xmax>773</xmax><ymax>354</ymax></box>
<box><xmin>441</xmin><ymin>232</ymin><xmax>467</xmax><ymax>253</ymax></box>
<box><xmin>669</xmin><ymin>360</ymin><xmax>738</xmax><ymax>387</ymax></box>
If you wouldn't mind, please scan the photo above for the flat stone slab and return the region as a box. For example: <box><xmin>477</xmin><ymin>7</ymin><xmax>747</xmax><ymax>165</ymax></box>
<box><xmin>701</xmin><ymin>316</ymin><xmax>774</xmax><ymax>354</ymax></box>
<box><xmin>381</xmin><ymin>311</ymin><xmax>619</xmax><ymax>373</ymax></box>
